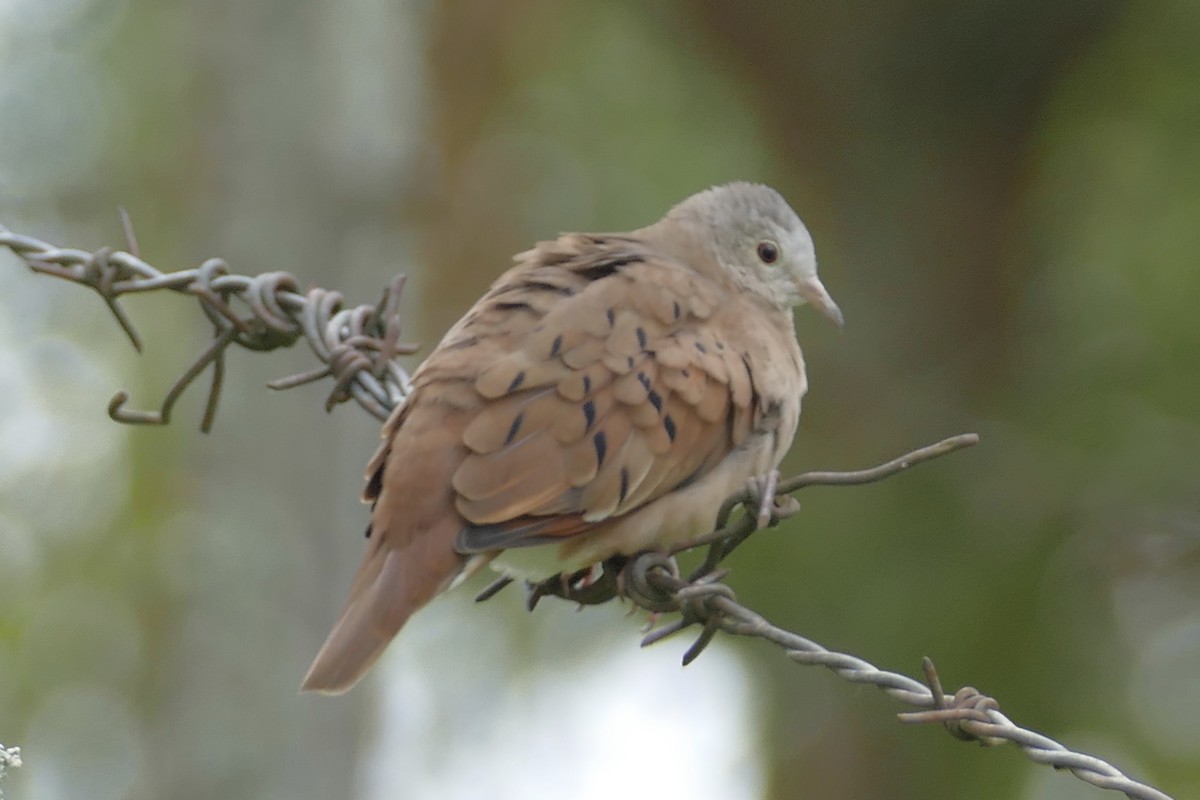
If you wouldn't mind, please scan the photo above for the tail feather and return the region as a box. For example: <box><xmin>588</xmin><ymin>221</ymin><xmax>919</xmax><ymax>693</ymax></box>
<box><xmin>301</xmin><ymin>519</ymin><xmax>464</xmax><ymax>695</ymax></box>
<box><xmin>301</xmin><ymin>549</ymin><xmax>405</xmax><ymax>694</ymax></box>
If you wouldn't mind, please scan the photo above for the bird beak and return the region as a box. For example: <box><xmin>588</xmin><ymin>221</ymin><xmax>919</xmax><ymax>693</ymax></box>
<box><xmin>799</xmin><ymin>276</ymin><xmax>844</xmax><ymax>329</ymax></box>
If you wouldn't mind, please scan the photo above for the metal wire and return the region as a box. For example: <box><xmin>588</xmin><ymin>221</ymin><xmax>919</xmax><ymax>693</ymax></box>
<box><xmin>624</xmin><ymin>559</ymin><xmax>1173</xmax><ymax>800</ymax></box>
<box><xmin>0</xmin><ymin>218</ymin><xmax>416</xmax><ymax>431</ymax></box>
<box><xmin>1</xmin><ymin>222</ymin><xmax>1177</xmax><ymax>800</ymax></box>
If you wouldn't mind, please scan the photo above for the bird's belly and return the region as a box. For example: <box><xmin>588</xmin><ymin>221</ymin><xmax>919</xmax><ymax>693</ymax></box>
<box><xmin>490</xmin><ymin>433</ymin><xmax>781</xmax><ymax>579</ymax></box>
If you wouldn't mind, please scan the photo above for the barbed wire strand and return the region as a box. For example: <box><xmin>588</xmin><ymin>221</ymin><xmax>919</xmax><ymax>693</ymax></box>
<box><xmin>0</xmin><ymin>221</ymin><xmax>1176</xmax><ymax>800</ymax></box>
<box><xmin>0</xmin><ymin>220</ymin><xmax>417</xmax><ymax>431</ymax></box>
<box><xmin>624</xmin><ymin>557</ymin><xmax>1173</xmax><ymax>800</ymax></box>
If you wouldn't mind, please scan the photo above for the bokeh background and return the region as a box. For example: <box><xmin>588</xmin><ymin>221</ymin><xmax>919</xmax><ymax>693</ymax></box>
<box><xmin>2</xmin><ymin>1</ymin><xmax>1199</xmax><ymax>798</ymax></box>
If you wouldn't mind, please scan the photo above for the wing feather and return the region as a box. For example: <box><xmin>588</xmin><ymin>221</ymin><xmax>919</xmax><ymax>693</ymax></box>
<box><xmin>450</xmin><ymin>243</ymin><xmax>760</xmax><ymax>552</ymax></box>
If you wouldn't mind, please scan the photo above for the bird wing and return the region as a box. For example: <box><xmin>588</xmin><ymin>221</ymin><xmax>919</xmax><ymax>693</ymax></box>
<box><xmin>423</xmin><ymin>233</ymin><xmax>762</xmax><ymax>552</ymax></box>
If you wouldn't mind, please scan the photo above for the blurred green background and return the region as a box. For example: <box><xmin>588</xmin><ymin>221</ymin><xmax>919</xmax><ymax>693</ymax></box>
<box><xmin>2</xmin><ymin>1</ymin><xmax>1199</xmax><ymax>798</ymax></box>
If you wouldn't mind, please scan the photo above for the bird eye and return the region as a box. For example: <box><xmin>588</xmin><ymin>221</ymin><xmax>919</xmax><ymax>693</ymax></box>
<box><xmin>756</xmin><ymin>241</ymin><xmax>779</xmax><ymax>264</ymax></box>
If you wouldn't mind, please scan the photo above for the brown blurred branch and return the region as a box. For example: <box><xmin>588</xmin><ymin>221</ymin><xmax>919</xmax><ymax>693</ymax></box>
<box><xmin>0</xmin><ymin>221</ymin><xmax>1176</xmax><ymax>800</ymax></box>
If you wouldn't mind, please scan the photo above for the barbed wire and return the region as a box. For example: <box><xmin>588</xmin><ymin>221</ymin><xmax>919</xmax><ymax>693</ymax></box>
<box><xmin>507</xmin><ymin>437</ymin><xmax>1173</xmax><ymax>800</ymax></box>
<box><xmin>637</xmin><ymin>561</ymin><xmax>1173</xmax><ymax>800</ymax></box>
<box><xmin>0</xmin><ymin>221</ymin><xmax>1176</xmax><ymax>800</ymax></box>
<box><xmin>0</xmin><ymin>214</ymin><xmax>415</xmax><ymax>431</ymax></box>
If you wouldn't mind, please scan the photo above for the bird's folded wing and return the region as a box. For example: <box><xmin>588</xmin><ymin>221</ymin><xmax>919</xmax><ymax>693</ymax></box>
<box><xmin>432</xmin><ymin>235</ymin><xmax>759</xmax><ymax>552</ymax></box>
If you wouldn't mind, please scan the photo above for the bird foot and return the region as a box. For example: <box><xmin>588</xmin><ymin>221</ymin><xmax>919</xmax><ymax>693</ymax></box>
<box><xmin>524</xmin><ymin>557</ymin><xmax>626</xmax><ymax>611</ymax></box>
<box><xmin>571</xmin><ymin>562</ymin><xmax>604</xmax><ymax>589</ymax></box>
<box><xmin>745</xmin><ymin>470</ymin><xmax>800</xmax><ymax>529</ymax></box>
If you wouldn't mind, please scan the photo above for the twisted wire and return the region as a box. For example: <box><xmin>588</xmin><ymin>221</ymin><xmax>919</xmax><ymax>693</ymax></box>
<box><xmin>0</xmin><ymin>219</ymin><xmax>415</xmax><ymax>430</ymax></box>
<box><xmin>518</xmin><ymin>437</ymin><xmax>1176</xmax><ymax>800</ymax></box>
<box><xmin>2</xmin><ymin>222</ymin><xmax>1177</xmax><ymax>800</ymax></box>
<box><xmin>620</xmin><ymin>559</ymin><xmax>1172</xmax><ymax>800</ymax></box>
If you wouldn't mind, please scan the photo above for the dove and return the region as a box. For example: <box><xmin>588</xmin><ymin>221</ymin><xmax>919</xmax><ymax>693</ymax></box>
<box><xmin>302</xmin><ymin>182</ymin><xmax>842</xmax><ymax>694</ymax></box>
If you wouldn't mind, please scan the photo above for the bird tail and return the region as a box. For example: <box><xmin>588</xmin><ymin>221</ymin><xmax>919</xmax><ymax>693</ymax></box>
<box><xmin>301</xmin><ymin>518</ymin><xmax>464</xmax><ymax>695</ymax></box>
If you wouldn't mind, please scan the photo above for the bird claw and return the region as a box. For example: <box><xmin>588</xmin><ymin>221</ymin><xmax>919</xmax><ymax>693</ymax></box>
<box><xmin>745</xmin><ymin>469</ymin><xmax>798</xmax><ymax>529</ymax></box>
<box><xmin>524</xmin><ymin>557</ymin><xmax>626</xmax><ymax>610</ymax></box>
<box><xmin>772</xmin><ymin>494</ymin><xmax>801</xmax><ymax>520</ymax></box>
<box><xmin>572</xmin><ymin>563</ymin><xmax>604</xmax><ymax>589</ymax></box>
<box><xmin>640</xmin><ymin>611</ymin><xmax>662</xmax><ymax>631</ymax></box>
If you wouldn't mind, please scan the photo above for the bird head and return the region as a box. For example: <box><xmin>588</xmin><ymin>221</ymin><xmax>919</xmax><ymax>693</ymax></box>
<box><xmin>664</xmin><ymin>182</ymin><xmax>843</xmax><ymax>327</ymax></box>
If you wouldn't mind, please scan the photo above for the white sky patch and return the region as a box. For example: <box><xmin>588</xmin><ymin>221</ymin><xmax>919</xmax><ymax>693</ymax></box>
<box><xmin>0</xmin><ymin>269</ymin><xmax>130</xmax><ymax>557</ymax></box>
<box><xmin>362</xmin><ymin>599</ymin><xmax>764</xmax><ymax>800</ymax></box>
<box><xmin>1128</xmin><ymin>616</ymin><xmax>1200</xmax><ymax>759</ymax></box>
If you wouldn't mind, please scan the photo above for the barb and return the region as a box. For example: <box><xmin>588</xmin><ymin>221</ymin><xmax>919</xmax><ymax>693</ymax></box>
<box><xmin>616</xmin><ymin>557</ymin><xmax>1172</xmax><ymax>800</ymax></box>
<box><xmin>3</xmin><ymin>221</ymin><xmax>1176</xmax><ymax>800</ymax></box>
<box><xmin>685</xmin><ymin>433</ymin><xmax>980</xmax><ymax>578</ymax></box>
<box><xmin>513</xmin><ymin>436</ymin><xmax>1173</xmax><ymax>800</ymax></box>
<box><xmin>0</xmin><ymin>220</ymin><xmax>416</xmax><ymax>430</ymax></box>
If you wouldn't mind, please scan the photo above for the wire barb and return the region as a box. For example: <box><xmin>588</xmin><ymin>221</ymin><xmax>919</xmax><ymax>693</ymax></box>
<box><xmin>629</xmin><ymin>553</ymin><xmax>1173</xmax><ymax>800</ymax></box>
<box><xmin>506</xmin><ymin>434</ymin><xmax>1173</xmax><ymax>800</ymax></box>
<box><xmin>1</xmin><ymin>222</ymin><xmax>1175</xmax><ymax>800</ymax></box>
<box><xmin>0</xmin><ymin>217</ymin><xmax>415</xmax><ymax>430</ymax></box>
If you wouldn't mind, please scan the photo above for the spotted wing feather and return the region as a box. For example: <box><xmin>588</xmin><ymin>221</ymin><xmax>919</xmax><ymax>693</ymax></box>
<box><xmin>450</xmin><ymin>238</ymin><xmax>756</xmax><ymax>552</ymax></box>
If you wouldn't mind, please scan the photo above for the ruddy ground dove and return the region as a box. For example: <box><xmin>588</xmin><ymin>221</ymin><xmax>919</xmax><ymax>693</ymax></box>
<box><xmin>302</xmin><ymin>182</ymin><xmax>842</xmax><ymax>694</ymax></box>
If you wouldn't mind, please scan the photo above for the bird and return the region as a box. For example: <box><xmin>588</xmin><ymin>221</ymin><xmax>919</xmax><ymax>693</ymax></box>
<box><xmin>301</xmin><ymin>182</ymin><xmax>842</xmax><ymax>694</ymax></box>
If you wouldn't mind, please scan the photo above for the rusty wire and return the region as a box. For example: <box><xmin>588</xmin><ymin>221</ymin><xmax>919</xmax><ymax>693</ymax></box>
<box><xmin>1</xmin><ymin>222</ymin><xmax>1177</xmax><ymax>800</ymax></box>
<box><xmin>627</xmin><ymin>558</ymin><xmax>1173</xmax><ymax>800</ymax></box>
<box><xmin>509</xmin><ymin>435</ymin><xmax>1174</xmax><ymax>800</ymax></box>
<box><xmin>0</xmin><ymin>215</ymin><xmax>416</xmax><ymax>431</ymax></box>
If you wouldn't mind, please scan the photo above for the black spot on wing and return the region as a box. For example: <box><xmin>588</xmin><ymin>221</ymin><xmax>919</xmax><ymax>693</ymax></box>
<box><xmin>504</xmin><ymin>412</ymin><xmax>524</xmax><ymax>445</ymax></box>
<box><xmin>506</xmin><ymin>371</ymin><xmax>526</xmax><ymax>394</ymax></box>
<box><xmin>618</xmin><ymin>467</ymin><xmax>630</xmax><ymax>505</ymax></box>
<box><xmin>366</xmin><ymin>466</ymin><xmax>383</xmax><ymax>500</ymax></box>
<box><xmin>522</xmin><ymin>280</ymin><xmax>575</xmax><ymax>296</ymax></box>
<box><xmin>583</xmin><ymin>400</ymin><xmax>596</xmax><ymax>431</ymax></box>
<box><xmin>578</xmin><ymin>255</ymin><xmax>644</xmax><ymax>282</ymax></box>
<box><xmin>647</xmin><ymin>390</ymin><xmax>663</xmax><ymax>413</ymax></box>
<box><xmin>663</xmin><ymin>414</ymin><xmax>676</xmax><ymax>442</ymax></box>
<box><xmin>593</xmin><ymin>431</ymin><xmax>608</xmax><ymax>467</ymax></box>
